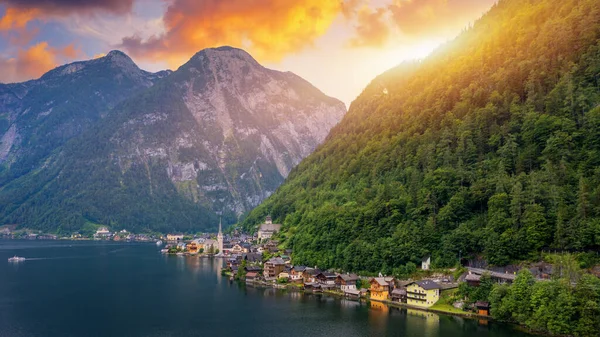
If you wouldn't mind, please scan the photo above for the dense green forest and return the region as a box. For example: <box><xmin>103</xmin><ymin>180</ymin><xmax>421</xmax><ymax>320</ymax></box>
<box><xmin>458</xmin><ymin>255</ymin><xmax>600</xmax><ymax>336</ymax></box>
<box><xmin>243</xmin><ymin>0</ymin><xmax>600</xmax><ymax>272</ymax></box>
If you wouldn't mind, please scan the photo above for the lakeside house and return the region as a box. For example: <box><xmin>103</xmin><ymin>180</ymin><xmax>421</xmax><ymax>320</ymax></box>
<box><xmin>370</xmin><ymin>277</ymin><xmax>394</xmax><ymax>301</ymax></box>
<box><xmin>391</xmin><ymin>288</ymin><xmax>407</xmax><ymax>303</ymax></box>
<box><xmin>167</xmin><ymin>233</ymin><xmax>184</xmax><ymax>241</ymax></box>
<box><xmin>476</xmin><ymin>301</ymin><xmax>490</xmax><ymax>316</ymax></box>
<box><xmin>95</xmin><ymin>227</ymin><xmax>111</xmax><ymax>239</ymax></box>
<box><xmin>187</xmin><ymin>241</ymin><xmax>200</xmax><ymax>254</ymax></box>
<box><xmin>316</xmin><ymin>272</ymin><xmax>337</xmax><ymax>286</ymax></box>
<box><xmin>336</xmin><ymin>274</ymin><xmax>359</xmax><ymax>291</ymax></box>
<box><xmin>246</xmin><ymin>272</ymin><xmax>259</xmax><ymax>283</ymax></box>
<box><xmin>406</xmin><ymin>280</ymin><xmax>441</xmax><ymax>308</ymax></box>
<box><xmin>344</xmin><ymin>288</ymin><xmax>361</xmax><ymax>299</ymax></box>
<box><xmin>204</xmin><ymin>239</ymin><xmax>217</xmax><ymax>253</ymax></box>
<box><xmin>264</xmin><ymin>257</ymin><xmax>286</xmax><ymax>278</ymax></box>
<box><xmin>257</xmin><ymin>216</ymin><xmax>282</xmax><ymax>240</ymax></box>
<box><xmin>302</xmin><ymin>268</ymin><xmax>321</xmax><ymax>283</ymax></box>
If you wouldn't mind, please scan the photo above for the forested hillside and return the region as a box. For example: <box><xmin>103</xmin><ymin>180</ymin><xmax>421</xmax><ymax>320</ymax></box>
<box><xmin>244</xmin><ymin>0</ymin><xmax>600</xmax><ymax>273</ymax></box>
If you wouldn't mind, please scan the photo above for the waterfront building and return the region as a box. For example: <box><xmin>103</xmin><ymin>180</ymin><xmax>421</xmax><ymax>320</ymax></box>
<box><xmin>406</xmin><ymin>280</ymin><xmax>441</xmax><ymax>308</ymax></box>
<box><xmin>336</xmin><ymin>274</ymin><xmax>359</xmax><ymax>290</ymax></box>
<box><xmin>167</xmin><ymin>233</ymin><xmax>184</xmax><ymax>241</ymax></box>
<box><xmin>187</xmin><ymin>241</ymin><xmax>199</xmax><ymax>254</ymax></box>
<box><xmin>95</xmin><ymin>227</ymin><xmax>111</xmax><ymax>237</ymax></box>
<box><xmin>263</xmin><ymin>257</ymin><xmax>285</xmax><ymax>278</ymax></box>
<box><xmin>369</xmin><ymin>278</ymin><xmax>392</xmax><ymax>301</ymax></box>
<box><xmin>204</xmin><ymin>239</ymin><xmax>217</xmax><ymax>253</ymax></box>
<box><xmin>391</xmin><ymin>288</ymin><xmax>407</xmax><ymax>303</ymax></box>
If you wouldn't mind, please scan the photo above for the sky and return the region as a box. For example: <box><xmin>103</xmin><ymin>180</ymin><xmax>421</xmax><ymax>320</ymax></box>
<box><xmin>0</xmin><ymin>0</ymin><xmax>496</xmax><ymax>107</ymax></box>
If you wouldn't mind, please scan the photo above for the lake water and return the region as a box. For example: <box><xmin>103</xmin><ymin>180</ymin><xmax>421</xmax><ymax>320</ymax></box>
<box><xmin>0</xmin><ymin>240</ymin><xmax>535</xmax><ymax>337</ymax></box>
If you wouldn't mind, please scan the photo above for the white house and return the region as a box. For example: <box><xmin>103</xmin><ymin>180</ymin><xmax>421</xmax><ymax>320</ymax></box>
<box><xmin>422</xmin><ymin>256</ymin><xmax>431</xmax><ymax>270</ymax></box>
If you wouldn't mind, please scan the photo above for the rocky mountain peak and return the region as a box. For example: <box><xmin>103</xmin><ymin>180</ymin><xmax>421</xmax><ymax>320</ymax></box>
<box><xmin>187</xmin><ymin>46</ymin><xmax>261</xmax><ymax>72</ymax></box>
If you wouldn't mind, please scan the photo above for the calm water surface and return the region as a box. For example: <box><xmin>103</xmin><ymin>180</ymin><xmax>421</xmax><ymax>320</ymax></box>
<box><xmin>0</xmin><ymin>240</ymin><xmax>536</xmax><ymax>337</ymax></box>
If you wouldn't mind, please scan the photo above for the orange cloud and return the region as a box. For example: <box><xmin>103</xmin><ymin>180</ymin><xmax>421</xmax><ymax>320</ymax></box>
<box><xmin>121</xmin><ymin>0</ymin><xmax>343</xmax><ymax>67</ymax></box>
<box><xmin>0</xmin><ymin>0</ymin><xmax>135</xmax><ymax>44</ymax></box>
<box><xmin>0</xmin><ymin>42</ymin><xmax>81</xmax><ymax>83</ymax></box>
<box><xmin>389</xmin><ymin>0</ymin><xmax>495</xmax><ymax>36</ymax></box>
<box><xmin>0</xmin><ymin>7</ymin><xmax>40</xmax><ymax>30</ymax></box>
<box><xmin>347</xmin><ymin>6</ymin><xmax>391</xmax><ymax>47</ymax></box>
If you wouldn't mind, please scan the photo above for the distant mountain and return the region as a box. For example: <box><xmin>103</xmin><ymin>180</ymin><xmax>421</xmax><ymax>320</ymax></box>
<box><xmin>0</xmin><ymin>50</ymin><xmax>171</xmax><ymax>183</ymax></box>
<box><xmin>0</xmin><ymin>47</ymin><xmax>346</xmax><ymax>233</ymax></box>
<box><xmin>243</xmin><ymin>0</ymin><xmax>600</xmax><ymax>271</ymax></box>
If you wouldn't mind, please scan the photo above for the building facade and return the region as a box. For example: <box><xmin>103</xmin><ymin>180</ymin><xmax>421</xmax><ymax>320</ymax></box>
<box><xmin>257</xmin><ymin>216</ymin><xmax>282</xmax><ymax>240</ymax></box>
<box><xmin>406</xmin><ymin>280</ymin><xmax>441</xmax><ymax>308</ymax></box>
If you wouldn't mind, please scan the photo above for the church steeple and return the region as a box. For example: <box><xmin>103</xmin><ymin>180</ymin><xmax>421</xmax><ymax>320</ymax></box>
<box><xmin>217</xmin><ymin>216</ymin><xmax>224</xmax><ymax>256</ymax></box>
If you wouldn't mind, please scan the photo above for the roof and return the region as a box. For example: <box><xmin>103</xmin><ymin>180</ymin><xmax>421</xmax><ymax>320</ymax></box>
<box><xmin>410</xmin><ymin>280</ymin><xmax>441</xmax><ymax>290</ymax></box>
<box><xmin>392</xmin><ymin>288</ymin><xmax>407</xmax><ymax>295</ymax></box>
<box><xmin>338</xmin><ymin>274</ymin><xmax>359</xmax><ymax>282</ymax></box>
<box><xmin>244</xmin><ymin>253</ymin><xmax>262</xmax><ymax>262</ymax></box>
<box><xmin>266</xmin><ymin>257</ymin><xmax>285</xmax><ymax>265</ymax></box>
<box><xmin>465</xmin><ymin>274</ymin><xmax>481</xmax><ymax>282</ymax></box>
<box><xmin>317</xmin><ymin>272</ymin><xmax>337</xmax><ymax>279</ymax></box>
<box><xmin>246</xmin><ymin>272</ymin><xmax>258</xmax><ymax>278</ymax></box>
<box><xmin>468</xmin><ymin>267</ymin><xmax>517</xmax><ymax>281</ymax></box>
<box><xmin>245</xmin><ymin>266</ymin><xmax>262</xmax><ymax>272</ymax></box>
<box><xmin>305</xmin><ymin>268</ymin><xmax>322</xmax><ymax>275</ymax></box>
<box><xmin>475</xmin><ymin>301</ymin><xmax>490</xmax><ymax>308</ymax></box>
<box><xmin>293</xmin><ymin>265</ymin><xmax>307</xmax><ymax>272</ymax></box>
<box><xmin>422</xmin><ymin>256</ymin><xmax>431</xmax><ymax>263</ymax></box>
<box><xmin>258</xmin><ymin>223</ymin><xmax>282</xmax><ymax>232</ymax></box>
<box><xmin>344</xmin><ymin>289</ymin><xmax>361</xmax><ymax>295</ymax></box>
<box><xmin>371</xmin><ymin>277</ymin><xmax>389</xmax><ymax>286</ymax></box>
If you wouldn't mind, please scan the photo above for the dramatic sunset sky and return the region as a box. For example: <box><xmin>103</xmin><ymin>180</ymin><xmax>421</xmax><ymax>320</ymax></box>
<box><xmin>0</xmin><ymin>0</ymin><xmax>496</xmax><ymax>105</ymax></box>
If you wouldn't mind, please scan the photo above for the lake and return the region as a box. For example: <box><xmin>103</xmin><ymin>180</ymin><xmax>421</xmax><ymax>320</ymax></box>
<box><xmin>0</xmin><ymin>240</ymin><xmax>535</xmax><ymax>337</ymax></box>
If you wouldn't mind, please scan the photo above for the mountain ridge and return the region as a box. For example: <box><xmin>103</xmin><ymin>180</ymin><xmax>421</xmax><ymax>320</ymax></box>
<box><xmin>0</xmin><ymin>46</ymin><xmax>346</xmax><ymax>233</ymax></box>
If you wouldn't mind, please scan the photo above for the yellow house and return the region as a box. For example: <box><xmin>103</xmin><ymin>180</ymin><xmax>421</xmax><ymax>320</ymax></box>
<box><xmin>187</xmin><ymin>242</ymin><xmax>199</xmax><ymax>254</ymax></box>
<box><xmin>167</xmin><ymin>234</ymin><xmax>184</xmax><ymax>241</ymax></box>
<box><xmin>369</xmin><ymin>277</ymin><xmax>392</xmax><ymax>301</ymax></box>
<box><xmin>406</xmin><ymin>280</ymin><xmax>441</xmax><ymax>308</ymax></box>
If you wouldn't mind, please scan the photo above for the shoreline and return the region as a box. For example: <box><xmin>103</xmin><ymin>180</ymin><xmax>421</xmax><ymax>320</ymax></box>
<box><xmin>240</xmin><ymin>279</ymin><xmax>556</xmax><ymax>337</ymax></box>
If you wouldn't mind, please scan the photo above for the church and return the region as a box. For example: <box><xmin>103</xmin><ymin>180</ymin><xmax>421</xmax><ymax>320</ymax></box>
<box><xmin>257</xmin><ymin>216</ymin><xmax>282</xmax><ymax>240</ymax></box>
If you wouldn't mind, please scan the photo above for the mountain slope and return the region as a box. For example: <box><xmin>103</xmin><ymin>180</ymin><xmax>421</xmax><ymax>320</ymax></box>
<box><xmin>0</xmin><ymin>51</ymin><xmax>170</xmax><ymax>183</ymax></box>
<box><xmin>0</xmin><ymin>47</ymin><xmax>345</xmax><ymax>233</ymax></box>
<box><xmin>243</xmin><ymin>0</ymin><xmax>600</xmax><ymax>272</ymax></box>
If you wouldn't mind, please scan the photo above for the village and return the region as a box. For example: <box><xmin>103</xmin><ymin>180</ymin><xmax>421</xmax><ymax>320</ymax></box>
<box><xmin>2</xmin><ymin>216</ymin><xmax>577</xmax><ymax>320</ymax></box>
<box><xmin>161</xmin><ymin>216</ymin><xmax>528</xmax><ymax>319</ymax></box>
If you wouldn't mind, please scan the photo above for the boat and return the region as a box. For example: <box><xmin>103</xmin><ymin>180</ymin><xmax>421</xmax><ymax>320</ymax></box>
<box><xmin>156</xmin><ymin>240</ymin><xmax>163</xmax><ymax>246</ymax></box>
<box><xmin>8</xmin><ymin>256</ymin><xmax>26</xmax><ymax>262</ymax></box>
<box><xmin>160</xmin><ymin>249</ymin><xmax>168</xmax><ymax>254</ymax></box>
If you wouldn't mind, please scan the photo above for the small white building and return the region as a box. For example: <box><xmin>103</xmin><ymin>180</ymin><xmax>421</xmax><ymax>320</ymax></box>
<box><xmin>95</xmin><ymin>227</ymin><xmax>111</xmax><ymax>237</ymax></box>
<box><xmin>422</xmin><ymin>256</ymin><xmax>431</xmax><ymax>271</ymax></box>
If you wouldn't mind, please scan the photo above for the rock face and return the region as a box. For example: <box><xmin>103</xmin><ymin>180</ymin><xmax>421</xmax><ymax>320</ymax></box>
<box><xmin>0</xmin><ymin>51</ymin><xmax>170</xmax><ymax>183</ymax></box>
<box><xmin>0</xmin><ymin>47</ymin><xmax>345</xmax><ymax>232</ymax></box>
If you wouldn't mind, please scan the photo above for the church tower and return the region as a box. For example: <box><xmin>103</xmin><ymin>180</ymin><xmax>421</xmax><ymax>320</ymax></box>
<box><xmin>217</xmin><ymin>217</ymin><xmax>224</xmax><ymax>256</ymax></box>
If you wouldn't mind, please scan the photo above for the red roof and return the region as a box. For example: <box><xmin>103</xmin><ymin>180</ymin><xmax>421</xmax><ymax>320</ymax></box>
<box><xmin>246</xmin><ymin>272</ymin><xmax>258</xmax><ymax>278</ymax></box>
